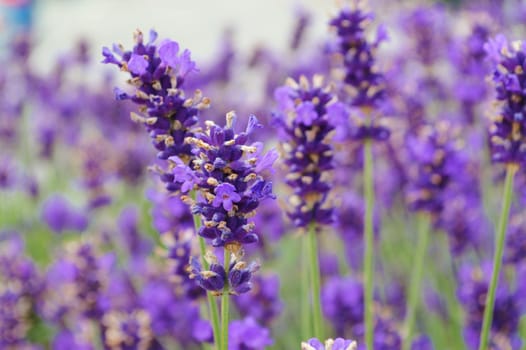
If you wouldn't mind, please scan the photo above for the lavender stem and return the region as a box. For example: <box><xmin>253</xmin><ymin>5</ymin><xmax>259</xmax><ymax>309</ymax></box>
<box><xmin>478</xmin><ymin>164</ymin><xmax>517</xmax><ymax>350</ymax></box>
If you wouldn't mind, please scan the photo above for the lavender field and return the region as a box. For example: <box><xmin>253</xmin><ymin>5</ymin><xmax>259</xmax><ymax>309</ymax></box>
<box><xmin>1</xmin><ymin>0</ymin><xmax>526</xmax><ymax>349</ymax></box>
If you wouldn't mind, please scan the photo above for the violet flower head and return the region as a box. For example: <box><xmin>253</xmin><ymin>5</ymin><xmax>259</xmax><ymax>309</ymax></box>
<box><xmin>159</xmin><ymin>229</ymin><xmax>204</xmax><ymax>300</ymax></box>
<box><xmin>42</xmin><ymin>241</ymin><xmax>115</xmax><ymax>323</ymax></box>
<box><xmin>405</xmin><ymin>122</ymin><xmax>462</xmax><ymax>217</ymax></box>
<box><xmin>457</xmin><ymin>262</ymin><xmax>524</xmax><ymax>349</ymax></box>
<box><xmin>273</xmin><ymin>75</ymin><xmax>338</xmax><ymax>228</ymax></box>
<box><xmin>188</xmin><ymin>251</ymin><xmax>259</xmax><ymax>296</ymax></box>
<box><xmin>302</xmin><ymin>338</ymin><xmax>357</xmax><ymax>350</ymax></box>
<box><xmin>329</xmin><ymin>3</ymin><xmax>387</xmax><ymax>109</ymax></box>
<box><xmin>485</xmin><ymin>35</ymin><xmax>526</xmax><ymax>165</ymax></box>
<box><xmin>0</xmin><ymin>235</ymin><xmax>42</xmax><ymax>348</ymax></box>
<box><xmin>188</xmin><ymin>112</ymin><xmax>276</xmax><ymax>247</ymax></box>
<box><xmin>101</xmin><ymin>309</ymin><xmax>156</xmax><ymax>350</ymax></box>
<box><xmin>102</xmin><ymin>30</ymin><xmax>209</xmax><ymax>191</ymax></box>
<box><xmin>228</xmin><ymin>317</ymin><xmax>273</xmax><ymax>350</ymax></box>
<box><xmin>41</xmin><ymin>194</ymin><xmax>88</xmax><ymax>234</ymax></box>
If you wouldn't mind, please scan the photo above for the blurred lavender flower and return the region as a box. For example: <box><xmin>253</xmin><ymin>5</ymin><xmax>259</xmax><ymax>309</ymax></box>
<box><xmin>228</xmin><ymin>317</ymin><xmax>273</xmax><ymax>350</ymax></box>
<box><xmin>273</xmin><ymin>75</ymin><xmax>339</xmax><ymax>227</ymax></box>
<box><xmin>41</xmin><ymin>195</ymin><xmax>88</xmax><ymax>234</ymax></box>
<box><xmin>101</xmin><ymin>309</ymin><xmax>159</xmax><ymax>350</ymax></box>
<box><xmin>42</xmin><ymin>241</ymin><xmax>115</xmax><ymax>324</ymax></box>
<box><xmin>234</xmin><ymin>274</ymin><xmax>282</xmax><ymax>326</ymax></box>
<box><xmin>302</xmin><ymin>338</ymin><xmax>357</xmax><ymax>350</ymax></box>
<box><xmin>485</xmin><ymin>35</ymin><xmax>526</xmax><ymax>165</ymax></box>
<box><xmin>158</xmin><ymin>229</ymin><xmax>204</xmax><ymax>300</ymax></box>
<box><xmin>0</xmin><ymin>235</ymin><xmax>42</xmax><ymax>349</ymax></box>
<box><xmin>140</xmin><ymin>276</ymin><xmax>212</xmax><ymax>345</ymax></box>
<box><xmin>457</xmin><ymin>262</ymin><xmax>525</xmax><ymax>349</ymax></box>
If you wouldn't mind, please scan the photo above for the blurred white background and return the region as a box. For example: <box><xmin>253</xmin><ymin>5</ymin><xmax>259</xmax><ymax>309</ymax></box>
<box><xmin>29</xmin><ymin>0</ymin><xmax>332</xmax><ymax>65</ymax></box>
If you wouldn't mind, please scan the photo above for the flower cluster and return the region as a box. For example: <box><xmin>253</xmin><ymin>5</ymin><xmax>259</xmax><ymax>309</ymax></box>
<box><xmin>102</xmin><ymin>29</ymin><xmax>209</xmax><ymax>190</ymax></box>
<box><xmin>273</xmin><ymin>75</ymin><xmax>337</xmax><ymax>227</ymax></box>
<box><xmin>188</xmin><ymin>113</ymin><xmax>276</xmax><ymax>247</ymax></box>
<box><xmin>485</xmin><ymin>36</ymin><xmax>526</xmax><ymax>165</ymax></box>
<box><xmin>0</xmin><ymin>236</ymin><xmax>43</xmax><ymax>349</ymax></box>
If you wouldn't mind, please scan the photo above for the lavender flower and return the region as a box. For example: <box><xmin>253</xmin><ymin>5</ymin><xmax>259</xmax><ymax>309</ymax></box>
<box><xmin>273</xmin><ymin>75</ymin><xmax>338</xmax><ymax>227</ymax></box>
<box><xmin>0</xmin><ymin>236</ymin><xmax>42</xmax><ymax>349</ymax></box>
<box><xmin>41</xmin><ymin>195</ymin><xmax>88</xmax><ymax>234</ymax></box>
<box><xmin>188</xmin><ymin>112</ymin><xmax>276</xmax><ymax>247</ymax></box>
<box><xmin>234</xmin><ymin>274</ymin><xmax>282</xmax><ymax>326</ymax></box>
<box><xmin>101</xmin><ymin>309</ymin><xmax>157</xmax><ymax>350</ymax></box>
<box><xmin>302</xmin><ymin>338</ymin><xmax>357</xmax><ymax>350</ymax></box>
<box><xmin>228</xmin><ymin>317</ymin><xmax>273</xmax><ymax>350</ymax></box>
<box><xmin>188</xmin><ymin>252</ymin><xmax>259</xmax><ymax>296</ymax></box>
<box><xmin>102</xmin><ymin>29</ymin><xmax>209</xmax><ymax>191</ymax></box>
<box><xmin>457</xmin><ymin>262</ymin><xmax>524</xmax><ymax>349</ymax></box>
<box><xmin>485</xmin><ymin>35</ymin><xmax>526</xmax><ymax>165</ymax></box>
<box><xmin>329</xmin><ymin>3</ymin><xmax>387</xmax><ymax>111</ymax></box>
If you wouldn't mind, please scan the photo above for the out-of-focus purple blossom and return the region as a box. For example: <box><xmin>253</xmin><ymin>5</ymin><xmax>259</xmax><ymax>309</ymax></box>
<box><xmin>52</xmin><ymin>324</ymin><xmax>95</xmax><ymax>350</ymax></box>
<box><xmin>405</xmin><ymin>122</ymin><xmax>463</xmax><ymax>217</ymax></box>
<box><xmin>329</xmin><ymin>4</ymin><xmax>387</xmax><ymax>110</ymax></box>
<box><xmin>140</xmin><ymin>277</ymin><xmax>212</xmax><ymax>345</ymax></box>
<box><xmin>117</xmin><ymin>206</ymin><xmax>151</xmax><ymax>260</ymax></box>
<box><xmin>189</xmin><ymin>113</ymin><xmax>276</xmax><ymax>247</ymax></box>
<box><xmin>449</xmin><ymin>21</ymin><xmax>492</xmax><ymax>124</ymax></box>
<box><xmin>401</xmin><ymin>5</ymin><xmax>449</xmax><ymax>65</ymax></box>
<box><xmin>485</xmin><ymin>35</ymin><xmax>526</xmax><ymax>165</ymax></box>
<box><xmin>322</xmin><ymin>276</ymin><xmax>364</xmax><ymax>336</ymax></box>
<box><xmin>41</xmin><ymin>195</ymin><xmax>88</xmax><ymax>234</ymax></box>
<box><xmin>410</xmin><ymin>335</ymin><xmax>434</xmax><ymax>350</ymax></box>
<box><xmin>101</xmin><ymin>309</ymin><xmax>159</xmax><ymax>350</ymax></box>
<box><xmin>147</xmin><ymin>188</ymin><xmax>193</xmax><ymax>234</ymax></box>
<box><xmin>302</xmin><ymin>338</ymin><xmax>357</xmax><ymax>350</ymax></box>
<box><xmin>273</xmin><ymin>75</ymin><xmax>338</xmax><ymax>228</ymax></box>
<box><xmin>159</xmin><ymin>229</ymin><xmax>204</xmax><ymax>300</ymax></box>
<box><xmin>228</xmin><ymin>317</ymin><xmax>273</xmax><ymax>350</ymax></box>
<box><xmin>457</xmin><ymin>262</ymin><xmax>524</xmax><ymax>349</ymax></box>
<box><xmin>505</xmin><ymin>212</ymin><xmax>526</xmax><ymax>265</ymax></box>
<box><xmin>234</xmin><ymin>274</ymin><xmax>282</xmax><ymax>326</ymax></box>
<box><xmin>42</xmin><ymin>241</ymin><xmax>115</xmax><ymax>324</ymax></box>
<box><xmin>0</xmin><ymin>235</ymin><xmax>43</xmax><ymax>349</ymax></box>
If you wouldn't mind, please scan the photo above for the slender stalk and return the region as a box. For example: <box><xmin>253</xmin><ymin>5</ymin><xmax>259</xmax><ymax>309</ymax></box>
<box><xmin>190</xmin><ymin>191</ymin><xmax>221</xmax><ymax>350</ymax></box>
<box><xmin>221</xmin><ymin>251</ymin><xmax>232</xmax><ymax>350</ymax></box>
<box><xmin>402</xmin><ymin>214</ymin><xmax>431</xmax><ymax>350</ymax></box>
<box><xmin>301</xmin><ymin>234</ymin><xmax>312</xmax><ymax>341</ymax></box>
<box><xmin>307</xmin><ymin>222</ymin><xmax>324</xmax><ymax>340</ymax></box>
<box><xmin>363</xmin><ymin>139</ymin><xmax>375</xmax><ymax>350</ymax></box>
<box><xmin>478</xmin><ymin>164</ymin><xmax>517</xmax><ymax>350</ymax></box>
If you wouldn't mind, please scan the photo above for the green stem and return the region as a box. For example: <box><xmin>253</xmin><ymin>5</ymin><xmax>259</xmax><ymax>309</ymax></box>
<box><xmin>364</xmin><ymin>139</ymin><xmax>375</xmax><ymax>350</ymax></box>
<box><xmin>403</xmin><ymin>214</ymin><xmax>431</xmax><ymax>350</ymax></box>
<box><xmin>478</xmin><ymin>164</ymin><xmax>517</xmax><ymax>350</ymax></box>
<box><xmin>301</xmin><ymin>234</ymin><xmax>312</xmax><ymax>340</ymax></box>
<box><xmin>307</xmin><ymin>222</ymin><xmax>324</xmax><ymax>340</ymax></box>
<box><xmin>191</xmin><ymin>191</ymin><xmax>221</xmax><ymax>350</ymax></box>
<box><xmin>221</xmin><ymin>251</ymin><xmax>232</xmax><ymax>350</ymax></box>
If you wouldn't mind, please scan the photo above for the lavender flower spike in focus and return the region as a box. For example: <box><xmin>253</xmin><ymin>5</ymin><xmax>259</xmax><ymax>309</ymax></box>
<box><xmin>102</xmin><ymin>29</ymin><xmax>209</xmax><ymax>191</ymax></box>
<box><xmin>187</xmin><ymin>112</ymin><xmax>277</xmax><ymax>249</ymax></box>
<box><xmin>477</xmin><ymin>35</ymin><xmax>525</xmax><ymax>350</ymax></box>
